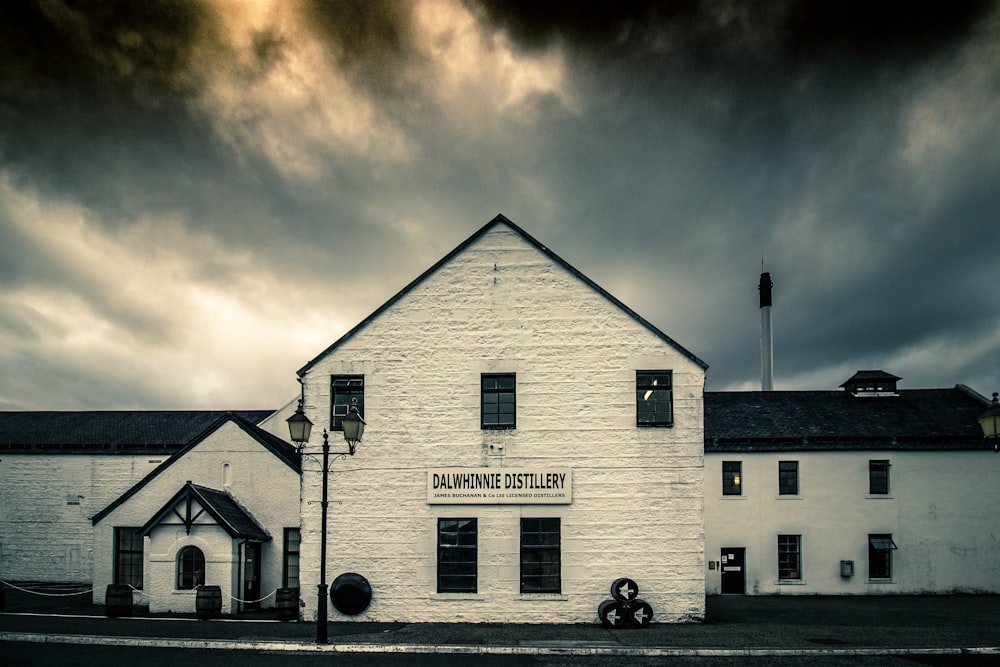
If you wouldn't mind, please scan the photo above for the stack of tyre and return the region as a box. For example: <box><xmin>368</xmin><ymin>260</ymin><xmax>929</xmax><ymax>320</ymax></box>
<box><xmin>597</xmin><ymin>577</ymin><xmax>653</xmax><ymax>628</ymax></box>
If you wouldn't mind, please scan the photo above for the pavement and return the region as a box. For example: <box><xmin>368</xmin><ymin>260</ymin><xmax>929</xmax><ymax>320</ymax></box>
<box><xmin>2</xmin><ymin>582</ymin><xmax>1000</xmax><ymax>658</ymax></box>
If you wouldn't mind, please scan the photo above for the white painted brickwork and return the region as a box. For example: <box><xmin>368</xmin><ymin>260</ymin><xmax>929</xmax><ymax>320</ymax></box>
<box><xmin>297</xmin><ymin>223</ymin><xmax>706</xmax><ymax>624</ymax></box>
<box><xmin>0</xmin><ymin>454</ymin><xmax>160</xmax><ymax>582</ymax></box>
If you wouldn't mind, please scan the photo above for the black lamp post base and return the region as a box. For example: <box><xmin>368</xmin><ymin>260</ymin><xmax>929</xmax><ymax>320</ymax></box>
<box><xmin>317</xmin><ymin>583</ymin><xmax>328</xmax><ymax>644</ymax></box>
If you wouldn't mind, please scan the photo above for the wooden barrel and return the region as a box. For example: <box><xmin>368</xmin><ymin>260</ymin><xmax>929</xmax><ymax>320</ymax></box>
<box><xmin>196</xmin><ymin>585</ymin><xmax>222</xmax><ymax>619</ymax></box>
<box><xmin>610</xmin><ymin>577</ymin><xmax>639</xmax><ymax>603</ymax></box>
<box><xmin>627</xmin><ymin>599</ymin><xmax>654</xmax><ymax>628</ymax></box>
<box><xmin>275</xmin><ymin>587</ymin><xmax>299</xmax><ymax>621</ymax></box>
<box><xmin>598</xmin><ymin>599</ymin><xmax>627</xmax><ymax>628</ymax></box>
<box><xmin>105</xmin><ymin>584</ymin><xmax>133</xmax><ymax>617</ymax></box>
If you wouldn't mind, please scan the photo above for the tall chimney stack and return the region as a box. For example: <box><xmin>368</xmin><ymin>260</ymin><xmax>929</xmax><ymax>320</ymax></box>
<box><xmin>759</xmin><ymin>271</ymin><xmax>774</xmax><ymax>391</ymax></box>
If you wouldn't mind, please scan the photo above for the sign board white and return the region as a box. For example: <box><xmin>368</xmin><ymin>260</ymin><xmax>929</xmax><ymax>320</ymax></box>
<box><xmin>427</xmin><ymin>468</ymin><xmax>572</xmax><ymax>504</ymax></box>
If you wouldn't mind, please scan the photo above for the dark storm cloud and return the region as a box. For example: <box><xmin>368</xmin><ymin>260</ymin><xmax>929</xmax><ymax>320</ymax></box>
<box><xmin>0</xmin><ymin>0</ymin><xmax>996</xmax><ymax>408</ymax></box>
<box><xmin>0</xmin><ymin>0</ymin><xmax>210</xmax><ymax>101</ymax></box>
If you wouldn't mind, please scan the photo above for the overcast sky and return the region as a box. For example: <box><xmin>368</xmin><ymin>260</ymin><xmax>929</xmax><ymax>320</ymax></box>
<box><xmin>1</xmin><ymin>0</ymin><xmax>998</xmax><ymax>411</ymax></box>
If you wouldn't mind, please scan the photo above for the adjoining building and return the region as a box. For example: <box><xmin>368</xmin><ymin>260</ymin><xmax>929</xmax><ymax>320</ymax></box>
<box><xmin>0</xmin><ymin>410</ymin><xmax>271</xmax><ymax>584</ymax></box>
<box><xmin>89</xmin><ymin>412</ymin><xmax>300</xmax><ymax>613</ymax></box>
<box><xmin>705</xmin><ymin>370</ymin><xmax>999</xmax><ymax>595</ymax></box>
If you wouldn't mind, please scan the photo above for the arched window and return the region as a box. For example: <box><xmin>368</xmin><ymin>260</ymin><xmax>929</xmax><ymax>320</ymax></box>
<box><xmin>177</xmin><ymin>546</ymin><xmax>205</xmax><ymax>589</ymax></box>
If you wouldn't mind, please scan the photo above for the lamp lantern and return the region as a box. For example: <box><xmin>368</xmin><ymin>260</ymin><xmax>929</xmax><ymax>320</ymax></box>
<box><xmin>341</xmin><ymin>399</ymin><xmax>366</xmax><ymax>454</ymax></box>
<box><xmin>978</xmin><ymin>392</ymin><xmax>1000</xmax><ymax>452</ymax></box>
<box><xmin>286</xmin><ymin>398</ymin><xmax>314</xmax><ymax>446</ymax></box>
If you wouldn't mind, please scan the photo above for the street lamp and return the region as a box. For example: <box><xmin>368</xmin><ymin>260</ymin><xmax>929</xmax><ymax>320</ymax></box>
<box><xmin>979</xmin><ymin>392</ymin><xmax>1000</xmax><ymax>452</ymax></box>
<box><xmin>287</xmin><ymin>397</ymin><xmax>366</xmax><ymax>643</ymax></box>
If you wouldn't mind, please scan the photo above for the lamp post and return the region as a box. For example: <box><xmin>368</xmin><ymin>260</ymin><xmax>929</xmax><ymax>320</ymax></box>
<box><xmin>287</xmin><ymin>397</ymin><xmax>366</xmax><ymax>643</ymax></box>
<box><xmin>979</xmin><ymin>392</ymin><xmax>1000</xmax><ymax>452</ymax></box>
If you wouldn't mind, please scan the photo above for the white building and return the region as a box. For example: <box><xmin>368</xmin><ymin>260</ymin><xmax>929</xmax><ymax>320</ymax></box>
<box><xmin>292</xmin><ymin>215</ymin><xmax>709</xmax><ymax>623</ymax></box>
<box><xmin>704</xmin><ymin>371</ymin><xmax>999</xmax><ymax>595</ymax></box>
<box><xmin>0</xmin><ymin>410</ymin><xmax>270</xmax><ymax>584</ymax></box>
<box><xmin>90</xmin><ymin>413</ymin><xmax>300</xmax><ymax>613</ymax></box>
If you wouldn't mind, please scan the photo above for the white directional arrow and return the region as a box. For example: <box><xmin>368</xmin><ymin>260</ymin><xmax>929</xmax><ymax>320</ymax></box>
<box><xmin>605</xmin><ymin>608</ymin><xmax>621</xmax><ymax>624</ymax></box>
<box><xmin>618</xmin><ymin>582</ymin><xmax>635</xmax><ymax>599</ymax></box>
<box><xmin>633</xmin><ymin>607</ymin><xmax>648</xmax><ymax>623</ymax></box>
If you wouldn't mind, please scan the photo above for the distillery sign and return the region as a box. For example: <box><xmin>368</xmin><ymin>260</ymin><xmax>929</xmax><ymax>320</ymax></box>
<box><xmin>427</xmin><ymin>468</ymin><xmax>572</xmax><ymax>504</ymax></box>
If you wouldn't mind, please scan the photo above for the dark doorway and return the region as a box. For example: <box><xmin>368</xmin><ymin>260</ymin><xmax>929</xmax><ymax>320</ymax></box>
<box><xmin>242</xmin><ymin>542</ymin><xmax>261</xmax><ymax>610</ymax></box>
<box><xmin>720</xmin><ymin>547</ymin><xmax>746</xmax><ymax>595</ymax></box>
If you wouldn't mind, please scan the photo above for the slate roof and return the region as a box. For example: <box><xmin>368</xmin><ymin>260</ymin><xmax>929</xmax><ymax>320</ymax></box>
<box><xmin>297</xmin><ymin>214</ymin><xmax>709</xmax><ymax>375</ymax></box>
<box><xmin>139</xmin><ymin>482</ymin><xmax>270</xmax><ymax>541</ymax></box>
<box><xmin>0</xmin><ymin>410</ymin><xmax>274</xmax><ymax>453</ymax></box>
<box><xmin>705</xmin><ymin>386</ymin><xmax>990</xmax><ymax>452</ymax></box>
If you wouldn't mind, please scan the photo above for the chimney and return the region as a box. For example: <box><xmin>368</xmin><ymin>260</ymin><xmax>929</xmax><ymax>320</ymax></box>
<box><xmin>759</xmin><ymin>271</ymin><xmax>774</xmax><ymax>391</ymax></box>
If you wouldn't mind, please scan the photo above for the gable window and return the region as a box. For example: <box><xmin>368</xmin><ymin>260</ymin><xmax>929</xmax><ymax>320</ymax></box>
<box><xmin>481</xmin><ymin>374</ymin><xmax>515</xmax><ymax>429</ymax></box>
<box><xmin>778</xmin><ymin>461</ymin><xmax>799</xmax><ymax>495</ymax></box>
<box><xmin>636</xmin><ymin>371</ymin><xmax>673</xmax><ymax>426</ymax></box>
<box><xmin>331</xmin><ymin>376</ymin><xmax>364</xmax><ymax>431</ymax></box>
<box><xmin>114</xmin><ymin>527</ymin><xmax>143</xmax><ymax>589</ymax></box>
<box><xmin>437</xmin><ymin>518</ymin><xmax>478</xmax><ymax>593</ymax></box>
<box><xmin>868</xmin><ymin>534</ymin><xmax>897</xmax><ymax>579</ymax></box>
<box><xmin>722</xmin><ymin>461</ymin><xmax>742</xmax><ymax>496</ymax></box>
<box><xmin>869</xmin><ymin>460</ymin><xmax>890</xmax><ymax>495</ymax></box>
<box><xmin>283</xmin><ymin>528</ymin><xmax>301</xmax><ymax>589</ymax></box>
<box><xmin>520</xmin><ymin>518</ymin><xmax>560</xmax><ymax>593</ymax></box>
<box><xmin>778</xmin><ymin>534</ymin><xmax>802</xmax><ymax>580</ymax></box>
<box><xmin>177</xmin><ymin>546</ymin><xmax>205</xmax><ymax>590</ymax></box>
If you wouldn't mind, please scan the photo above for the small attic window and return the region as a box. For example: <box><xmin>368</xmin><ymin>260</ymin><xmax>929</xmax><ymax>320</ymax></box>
<box><xmin>840</xmin><ymin>370</ymin><xmax>900</xmax><ymax>397</ymax></box>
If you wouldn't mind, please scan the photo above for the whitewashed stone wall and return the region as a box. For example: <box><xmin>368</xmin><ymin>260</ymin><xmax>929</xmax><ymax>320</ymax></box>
<box><xmin>298</xmin><ymin>223</ymin><xmax>706</xmax><ymax>624</ymax></box>
<box><xmin>0</xmin><ymin>454</ymin><xmax>164</xmax><ymax>582</ymax></box>
<box><xmin>92</xmin><ymin>420</ymin><xmax>300</xmax><ymax>612</ymax></box>
<box><xmin>705</xmin><ymin>449</ymin><xmax>1000</xmax><ymax>594</ymax></box>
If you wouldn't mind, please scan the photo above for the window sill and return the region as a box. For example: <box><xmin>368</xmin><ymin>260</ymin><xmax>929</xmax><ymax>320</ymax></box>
<box><xmin>776</xmin><ymin>495</ymin><xmax>802</xmax><ymax>500</ymax></box>
<box><xmin>775</xmin><ymin>579</ymin><xmax>805</xmax><ymax>585</ymax></box>
<box><xmin>515</xmin><ymin>594</ymin><xmax>567</xmax><ymax>601</ymax></box>
<box><xmin>430</xmin><ymin>593</ymin><xmax>484</xmax><ymax>602</ymax></box>
<box><xmin>866</xmin><ymin>494</ymin><xmax>894</xmax><ymax>500</ymax></box>
<box><xmin>865</xmin><ymin>578</ymin><xmax>896</xmax><ymax>584</ymax></box>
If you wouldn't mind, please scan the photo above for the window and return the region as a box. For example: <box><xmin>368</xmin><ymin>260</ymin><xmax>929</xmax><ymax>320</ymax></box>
<box><xmin>331</xmin><ymin>376</ymin><xmax>364</xmax><ymax>431</ymax></box>
<box><xmin>520</xmin><ymin>518</ymin><xmax>560</xmax><ymax>593</ymax></box>
<box><xmin>778</xmin><ymin>534</ymin><xmax>802</xmax><ymax>580</ymax></box>
<box><xmin>722</xmin><ymin>461</ymin><xmax>742</xmax><ymax>496</ymax></box>
<box><xmin>283</xmin><ymin>528</ymin><xmax>300</xmax><ymax>589</ymax></box>
<box><xmin>869</xmin><ymin>460</ymin><xmax>890</xmax><ymax>495</ymax></box>
<box><xmin>177</xmin><ymin>546</ymin><xmax>205</xmax><ymax>590</ymax></box>
<box><xmin>114</xmin><ymin>527</ymin><xmax>143</xmax><ymax>589</ymax></box>
<box><xmin>481</xmin><ymin>374</ymin><xmax>515</xmax><ymax>429</ymax></box>
<box><xmin>636</xmin><ymin>371</ymin><xmax>673</xmax><ymax>426</ymax></box>
<box><xmin>778</xmin><ymin>461</ymin><xmax>799</xmax><ymax>495</ymax></box>
<box><xmin>437</xmin><ymin>518</ymin><xmax>478</xmax><ymax>593</ymax></box>
<box><xmin>868</xmin><ymin>534</ymin><xmax>897</xmax><ymax>579</ymax></box>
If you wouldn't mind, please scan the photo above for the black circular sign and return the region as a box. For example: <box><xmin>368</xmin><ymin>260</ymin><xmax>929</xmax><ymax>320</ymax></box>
<box><xmin>330</xmin><ymin>572</ymin><xmax>372</xmax><ymax>615</ymax></box>
<box><xmin>610</xmin><ymin>577</ymin><xmax>639</xmax><ymax>602</ymax></box>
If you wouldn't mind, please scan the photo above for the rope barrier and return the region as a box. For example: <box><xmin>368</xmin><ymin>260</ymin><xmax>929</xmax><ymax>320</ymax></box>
<box><xmin>222</xmin><ymin>588</ymin><xmax>277</xmax><ymax>604</ymax></box>
<box><xmin>0</xmin><ymin>580</ymin><xmax>93</xmax><ymax>597</ymax></box>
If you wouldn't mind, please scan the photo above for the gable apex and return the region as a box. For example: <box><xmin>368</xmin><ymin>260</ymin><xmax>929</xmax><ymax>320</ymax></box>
<box><xmin>91</xmin><ymin>412</ymin><xmax>299</xmax><ymax>526</ymax></box>
<box><xmin>298</xmin><ymin>214</ymin><xmax>707</xmax><ymax>375</ymax></box>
